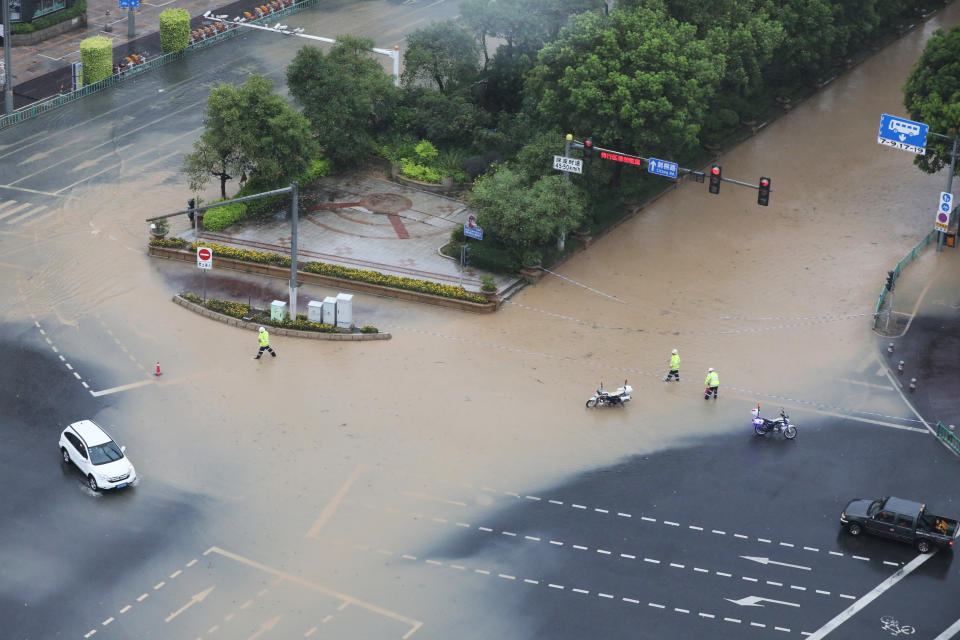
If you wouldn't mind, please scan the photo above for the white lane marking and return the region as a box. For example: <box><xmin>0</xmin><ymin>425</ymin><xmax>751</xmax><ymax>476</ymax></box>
<box><xmin>644</xmin><ymin>558</ymin><xmax>660</xmax><ymax>564</ymax></box>
<box><xmin>506</xmin><ymin>492</ymin><xmax>520</xmax><ymax>498</ymax></box>
<box><xmin>675</xmin><ymin>607</ymin><xmax>689</xmax><ymax>613</ymax></box>
<box><xmin>701</xmin><ymin>613</ymin><xmax>715</xmax><ymax>619</ymax></box>
<box><xmin>713</xmin><ymin>529</ymin><xmax>726</xmax><ymax>535</ymax></box>
<box><xmin>525</xmin><ymin>495</ymin><xmax>540</xmax><ymax>501</ymax></box>
<box><xmin>751</xmin><ymin>622</ymin><xmax>766</xmax><ymax>628</ymax></box>
<box><xmin>154</xmin><ymin>581</ymin><xmax>165</xmax><ymax>590</ymax></box>
<box><xmin>642</xmin><ymin>516</ymin><xmax>656</xmax><ymax>522</ymax></box>
<box><xmin>883</xmin><ymin>561</ymin><xmax>899</xmax><ymax>567</ymax></box>
<box><xmin>573</xmin><ymin>588</ymin><xmax>589</xmax><ymax>594</ymax></box>
<box><xmin>664</xmin><ymin>521</ymin><xmax>680</xmax><ymax>527</ymax></box>
<box><xmin>767</xmin><ymin>581</ymin><xmax>783</xmax><ymax>587</ymax></box>
<box><xmin>804</xmin><ymin>546</ymin><xmax>820</xmax><ymax>552</ymax></box>
<box><xmin>502</xmin><ymin>531</ymin><xmax>516</xmax><ymax>537</ymax></box>
<box><xmin>597</xmin><ymin>549</ymin><xmax>611</xmax><ymax>555</ymax></box>
<box><xmin>649</xmin><ymin>603</ymin><xmax>666</xmax><ymax>609</ymax></box>
<box><xmin>73</xmin><ymin>372</ymin><xmax>81</xmax><ymax>379</ymax></box>
<box><xmin>548</xmin><ymin>584</ymin><xmax>564</xmax><ymax>590</ymax></box>
<box><xmin>549</xmin><ymin>500</ymin><xmax>563</xmax><ymax>505</ymax></box>
<box><xmin>829</xmin><ymin>551</ymin><xmax>843</xmax><ymax>556</ymax></box>
<box><xmin>84</xmin><ymin>630</ymin><xmax>97</xmax><ymax>638</ymax></box>
<box><xmin>724</xmin><ymin>617</ymin><xmax>741</xmax><ymax>623</ymax></box>
<box><xmin>0</xmin><ymin>202</ymin><xmax>31</xmax><ymax>219</ymax></box>
<box><xmin>780</xmin><ymin>542</ymin><xmax>795</xmax><ymax>548</ymax></box>
<box><xmin>478</xmin><ymin>527</ymin><xmax>492</xmax><ymax>532</ymax></box>
<box><xmin>743</xmin><ymin>576</ymin><xmax>758</xmax><ymax>582</ymax></box>
<box><xmin>933</xmin><ymin>616</ymin><xmax>960</xmax><ymax>640</ymax></box>
<box><xmin>621</xmin><ymin>553</ymin><xmax>636</xmax><ymax>559</ymax></box>
<box><xmin>734</xmin><ymin>534</ymin><xmax>748</xmax><ymax>539</ymax></box>
<box><xmin>8</xmin><ymin>205</ymin><xmax>47</xmax><ymax>224</ymax></box>
<box><xmin>791</xmin><ymin>585</ymin><xmax>806</xmax><ymax>591</ymax></box>
<box><xmin>624</xmin><ymin>598</ymin><xmax>639</xmax><ymax>604</ymax></box>
<box><xmin>475</xmin><ymin>569</ymin><xmax>489</xmax><ymax>575</ymax></box>
<box><xmin>617</xmin><ymin>512</ymin><xmax>631</xmax><ymax>518</ymax></box>
<box><xmin>775</xmin><ymin>627</ymin><xmax>791</xmax><ymax>632</ymax></box>
<box><xmin>402</xmin><ymin>555</ymin><xmax>417</xmax><ymax>560</ymax></box>
<box><xmin>186</xmin><ymin>558</ymin><xmax>197</xmax><ymax>567</ymax></box>
<box><xmin>690</xmin><ymin>525</ymin><xmax>703</xmax><ymax>531</ymax></box>
<box><xmin>852</xmin><ymin>555</ymin><xmax>870</xmax><ymax>561</ymax></box>
<box><xmin>758</xmin><ymin>538</ymin><xmax>772</xmax><ymax>543</ymax></box>
<box><xmin>524</xmin><ymin>536</ymin><xmax>540</xmax><ymax>542</ymax></box>
<box><xmin>816</xmin><ymin>590</ymin><xmax>830</xmax><ymax>595</ymax></box>
<box><xmin>65</xmin><ymin>362</ymin><xmax>72</xmax><ymax>369</ymax></box>
<box><xmin>119</xmin><ymin>605</ymin><xmax>131</xmax><ymax>614</ymax></box>
<box><xmin>670</xmin><ymin>563</ymin><xmax>685</xmax><ymax>569</ymax></box>
<box><xmin>102</xmin><ymin>617</ymin><xmax>114</xmax><ymax>626</ymax></box>
<box><xmin>694</xmin><ymin>567</ymin><xmax>708</xmax><ymax>573</ymax></box>
<box><xmin>432</xmin><ymin>517</ymin><xmax>446</xmax><ymax>523</ymax></box>
<box><xmin>572</xmin><ymin>504</ymin><xmax>586</xmax><ymax>509</ymax></box>
<box><xmin>595</xmin><ymin>508</ymin><xmax>609</xmax><ymax>514</ymax></box>
<box><xmin>425</xmin><ymin>560</ymin><xmax>442</xmax><ymax>566</ymax></box>
<box><xmin>599</xmin><ymin>593</ymin><xmax>614</xmax><ymax>599</ymax></box>
<box><xmin>573</xmin><ymin>545</ymin><xmax>588</xmax><ymax>551</ymax></box>
<box><xmin>550</xmin><ymin>540</ymin><xmax>563</xmax><ymax>546</ymax></box>
<box><xmin>498</xmin><ymin>574</ymin><xmax>515</xmax><ymax>580</ymax></box>
<box><xmin>456</xmin><ymin>522</ymin><xmax>470</xmax><ymax>528</ymax></box>
<box><xmin>136</xmin><ymin>593</ymin><xmax>148</xmax><ymax>602</ymax></box>
<box><xmin>524</xmin><ymin>579</ymin><xmax>538</xmax><ymax>584</ymax></box>
<box><xmin>716</xmin><ymin>572</ymin><xmax>732</xmax><ymax>577</ymax></box>
<box><xmin>840</xmin><ymin>594</ymin><xmax>856</xmax><ymax>600</ymax></box>
<box><xmin>450</xmin><ymin>564</ymin><xmax>466</xmax><ymax>570</ymax></box>
<box><xmin>805</xmin><ymin>552</ymin><xmax>935</xmax><ymax>639</ymax></box>
<box><xmin>837</xmin><ymin>377</ymin><xmax>895</xmax><ymax>390</ymax></box>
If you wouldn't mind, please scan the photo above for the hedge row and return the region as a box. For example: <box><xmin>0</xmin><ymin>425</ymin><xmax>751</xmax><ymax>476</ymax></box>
<box><xmin>178</xmin><ymin>293</ymin><xmax>378</xmax><ymax>333</ymax></box>
<box><xmin>10</xmin><ymin>0</ymin><xmax>86</xmax><ymax>34</ymax></box>
<box><xmin>152</xmin><ymin>238</ymin><xmax>487</xmax><ymax>304</ymax></box>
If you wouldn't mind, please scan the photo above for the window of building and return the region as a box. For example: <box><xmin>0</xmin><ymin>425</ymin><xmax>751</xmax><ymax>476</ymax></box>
<box><xmin>33</xmin><ymin>0</ymin><xmax>66</xmax><ymax>18</ymax></box>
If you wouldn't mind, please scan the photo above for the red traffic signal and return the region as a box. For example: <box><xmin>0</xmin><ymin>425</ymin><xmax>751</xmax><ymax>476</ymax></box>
<box><xmin>757</xmin><ymin>177</ymin><xmax>771</xmax><ymax>206</ymax></box>
<box><xmin>708</xmin><ymin>165</ymin><xmax>722</xmax><ymax>194</ymax></box>
<box><xmin>583</xmin><ymin>137</ymin><xmax>593</xmax><ymax>159</ymax></box>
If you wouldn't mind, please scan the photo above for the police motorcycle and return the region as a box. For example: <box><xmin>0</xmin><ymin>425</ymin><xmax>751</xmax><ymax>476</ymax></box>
<box><xmin>586</xmin><ymin>380</ymin><xmax>633</xmax><ymax>407</ymax></box>
<box><xmin>751</xmin><ymin>404</ymin><xmax>797</xmax><ymax>439</ymax></box>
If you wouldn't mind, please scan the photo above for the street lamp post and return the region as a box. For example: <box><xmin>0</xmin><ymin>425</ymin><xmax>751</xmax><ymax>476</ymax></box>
<box><xmin>2</xmin><ymin>0</ymin><xmax>13</xmax><ymax>113</ymax></box>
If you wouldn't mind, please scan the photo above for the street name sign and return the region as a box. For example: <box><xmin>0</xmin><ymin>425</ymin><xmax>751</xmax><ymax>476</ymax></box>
<box><xmin>936</xmin><ymin>192</ymin><xmax>953</xmax><ymax>232</ymax></box>
<box><xmin>877</xmin><ymin>113</ymin><xmax>928</xmax><ymax>154</ymax></box>
<box><xmin>553</xmin><ymin>155</ymin><xmax>583</xmax><ymax>174</ymax></box>
<box><xmin>647</xmin><ymin>157</ymin><xmax>678</xmax><ymax>179</ymax></box>
<box><xmin>464</xmin><ymin>224</ymin><xmax>483</xmax><ymax>240</ymax></box>
<box><xmin>197</xmin><ymin>246</ymin><xmax>213</xmax><ymax>269</ymax></box>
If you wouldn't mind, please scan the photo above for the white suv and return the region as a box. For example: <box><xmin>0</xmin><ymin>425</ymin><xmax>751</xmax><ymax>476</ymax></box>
<box><xmin>59</xmin><ymin>420</ymin><xmax>136</xmax><ymax>491</ymax></box>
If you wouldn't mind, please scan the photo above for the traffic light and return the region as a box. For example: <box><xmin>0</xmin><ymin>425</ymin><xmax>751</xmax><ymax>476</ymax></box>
<box><xmin>757</xmin><ymin>177</ymin><xmax>771</xmax><ymax>206</ymax></box>
<box><xmin>709</xmin><ymin>165</ymin><xmax>722</xmax><ymax>194</ymax></box>
<box><xmin>583</xmin><ymin>137</ymin><xmax>593</xmax><ymax>160</ymax></box>
<box><xmin>463</xmin><ymin>244</ymin><xmax>471</xmax><ymax>266</ymax></box>
<box><xmin>885</xmin><ymin>271</ymin><xmax>896</xmax><ymax>292</ymax></box>
<box><xmin>187</xmin><ymin>198</ymin><xmax>196</xmax><ymax>222</ymax></box>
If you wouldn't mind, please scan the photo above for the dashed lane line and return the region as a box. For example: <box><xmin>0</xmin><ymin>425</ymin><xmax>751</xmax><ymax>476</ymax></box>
<box><xmin>337</xmin><ymin>541</ymin><xmax>803</xmax><ymax>634</ymax></box>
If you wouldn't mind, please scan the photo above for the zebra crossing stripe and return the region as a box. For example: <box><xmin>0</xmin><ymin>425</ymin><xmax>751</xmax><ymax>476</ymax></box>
<box><xmin>0</xmin><ymin>202</ymin><xmax>30</xmax><ymax>220</ymax></box>
<box><xmin>22</xmin><ymin>207</ymin><xmax>60</xmax><ymax>227</ymax></box>
<box><xmin>8</xmin><ymin>205</ymin><xmax>46</xmax><ymax>224</ymax></box>
<box><xmin>0</xmin><ymin>199</ymin><xmax>18</xmax><ymax>211</ymax></box>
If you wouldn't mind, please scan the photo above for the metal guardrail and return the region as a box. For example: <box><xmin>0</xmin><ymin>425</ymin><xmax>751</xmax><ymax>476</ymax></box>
<box><xmin>0</xmin><ymin>0</ymin><xmax>321</xmax><ymax>131</ymax></box>
<box><xmin>875</xmin><ymin>206</ymin><xmax>959</xmax><ymax>321</ymax></box>
<box><xmin>936</xmin><ymin>421</ymin><xmax>960</xmax><ymax>455</ymax></box>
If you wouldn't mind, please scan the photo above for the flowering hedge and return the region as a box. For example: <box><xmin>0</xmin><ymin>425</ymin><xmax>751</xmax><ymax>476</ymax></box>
<box><xmin>169</xmin><ymin>241</ymin><xmax>488</xmax><ymax>303</ymax></box>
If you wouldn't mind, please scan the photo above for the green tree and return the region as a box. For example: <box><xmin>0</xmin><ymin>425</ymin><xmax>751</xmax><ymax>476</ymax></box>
<box><xmin>903</xmin><ymin>24</ymin><xmax>960</xmax><ymax>175</ymax></box>
<box><xmin>183</xmin><ymin>74</ymin><xmax>317</xmax><ymax>198</ymax></box>
<box><xmin>766</xmin><ymin>0</ymin><xmax>837</xmax><ymax>88</ymax></box>
<box><xmin>526</xmin><ymin>5</ymin><xmax>725</xmax><ymax>161</ymax></box>
<box><xmin>468</xmin><ymin>166</ymin><xmax>586</xmax><ymax>253</ymax></box>
<box><xmin>287</xmin><ymin>37</ymin><xmax>397</xmax><ymax>167</ymax></box>
<box><xmin>392</xmin><ymin>87</ymin><xmax>485</xmax><ymax>146</ymax></box>
<box><xmin>402</xmin><ymin>21</ymin><xmax>480</xmax><ymax>93</ymax></box>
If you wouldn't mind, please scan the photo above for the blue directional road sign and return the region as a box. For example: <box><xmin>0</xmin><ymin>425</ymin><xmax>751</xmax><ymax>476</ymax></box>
<box><xmin>877</xmin><ymin>113</ymin><xmax>928</xmax><ymax>154</ymax></box>
<box><xmin>464</xmin><ymin>224</ymin><xmax>483</xmax><ymax>240</ymax></box>
<box><xmin>118</xmin><ymin>0</ymin><xmax>139</xmax><ymax>7</ymax></box>
<box><xmin>647</xmin><ymin>157</ymin><xmax>678</xmax><ymax>179</ymax></box>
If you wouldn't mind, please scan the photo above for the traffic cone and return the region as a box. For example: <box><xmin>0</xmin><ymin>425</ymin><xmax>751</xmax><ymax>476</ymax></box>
<box><xmin>155</xmin><ymin>361</ymin><xmax>162</xmax><ymax>377</ymax></box>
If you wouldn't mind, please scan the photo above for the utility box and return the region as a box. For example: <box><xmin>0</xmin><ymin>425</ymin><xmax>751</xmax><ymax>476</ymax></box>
<box><xmin>307</xmin><ymin>300</ymin><xmax>324</xmax><ymax>323</ymax></box>
<box><xmin>335</xmin><ymin>293</ymin><xmax>353</xmax><ymax>329</ymax></box>
<box><xmin>322</xmin><ymin>296</ymin><xmax>337</xmax><ymax>326</ymax></box>
<box><xmin>270</xmin><ymin>300</ymin><xmax>287</xmax><ymax>322</ymax></box>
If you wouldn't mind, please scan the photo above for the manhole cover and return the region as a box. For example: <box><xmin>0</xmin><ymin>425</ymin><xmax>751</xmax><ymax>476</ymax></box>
<box><xmin>360</xmin><ymin>193</ymin><xmax>412</xmax><ymax>214</ymax></box>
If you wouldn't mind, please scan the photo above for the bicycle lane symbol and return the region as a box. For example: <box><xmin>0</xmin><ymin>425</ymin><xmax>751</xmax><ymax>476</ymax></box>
<box><xmin>881</xmin><ymin>616</ymin><xmax>915</xmax><ymax>636</ymax></box>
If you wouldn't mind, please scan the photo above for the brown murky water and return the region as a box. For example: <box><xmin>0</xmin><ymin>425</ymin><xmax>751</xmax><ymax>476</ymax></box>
<box><xmin>2</xmin><ymin>2</ymin><xmax>958</xmax><ymax>635</ymax></box>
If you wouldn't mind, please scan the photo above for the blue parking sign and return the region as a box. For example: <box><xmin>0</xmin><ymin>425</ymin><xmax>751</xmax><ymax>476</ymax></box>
<box><xmin>877</xmin><ymin>113</ymin><xmax>928</xmax><ymax>154</ymax></box>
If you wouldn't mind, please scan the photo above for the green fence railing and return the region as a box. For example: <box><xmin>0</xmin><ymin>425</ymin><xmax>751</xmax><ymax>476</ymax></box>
<box><xmin>0</xmin><ymin>0</ymin><xmax>321</xmax><ymax>132</ymax></box>
<box><xmin>937</xmin><ymin>421</ymin><xmax>960</xmax><ymax>455</ymax></box>
<box><xmin>875</xmin><ymin>206</ymin><xmax>959</xmax><ymax>324</ymax></box>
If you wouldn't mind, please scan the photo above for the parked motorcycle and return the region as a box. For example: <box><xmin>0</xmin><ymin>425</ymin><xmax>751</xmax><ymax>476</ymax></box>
<box><xmin>752</xmin><ymin>405</ymin><xmax>797</xmax><ymax>439</ymax></box>
<box><xmin>586</xmin><ymin>380</ymin><xmax>633</xmax><ymax>407</ymax></box>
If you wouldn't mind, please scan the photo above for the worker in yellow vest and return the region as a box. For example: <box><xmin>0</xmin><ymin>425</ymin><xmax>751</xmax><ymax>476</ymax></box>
<box><xmin>664</xmin><ymin>349</ymin><xmax>681</xmax><ymax>382</ymax></box>
<box><xmin>704</xmin><ymin>368</ymin><xmax>719</xmax><ymax>399</ymax></box>
<box><xmin>254</xmin><ymin>326</ymin><xmax>277</xmax><ymax>360</ymax></box>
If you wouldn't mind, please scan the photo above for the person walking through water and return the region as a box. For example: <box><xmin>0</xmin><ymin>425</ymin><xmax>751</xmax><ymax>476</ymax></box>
<box><xmin>664</xmin><ymin>349</ymin><xmax>681</xmax><ymax>382</ymax></box>
<box><xmin>704</xmin><ymin>367</ymin><xmax>719</xmax><ymax>399</ymax></box>
<box><xmin>254</xmin><ymin>326</ymin><xmax>277</xmax><ymax>359</ymax></box>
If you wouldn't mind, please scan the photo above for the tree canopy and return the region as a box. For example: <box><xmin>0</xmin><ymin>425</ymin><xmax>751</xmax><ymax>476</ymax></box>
<box><xmin>903</xmin><ymin>23</ymin><xmax>960</xmax><ymax>175</ymax></box>
<box><xmin>402</xmin><ymin>20</ymin><xmax>480</xmax><ymax>93</ymax></box>
<box><xmin>286</xmin><ymin>37</ymin><xmax>396</xmax><ymax>168</ymax></box>
<box><xmin>182</xmin><ymin>74</ymin><xmax>317</xmax><ymax>198</ymax></box>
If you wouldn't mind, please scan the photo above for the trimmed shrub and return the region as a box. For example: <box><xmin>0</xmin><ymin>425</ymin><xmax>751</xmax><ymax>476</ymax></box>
<box><xmin>158</xmin><ymin>8</ymin><xmax>190</xmax><ymax>53</ymax></box>
<box><xmin>150</xmin><ymin>236</ymin><xmax>188</xmax><ymax>249</ymax></box>
<box><xmin>298</xmin><ymin>156</ymin><xmax>333</xmax><ymax>185</ymax></box>
<box><xmin>79</xmin><ymin>36</ymin><xmax>113</xmax><ymax>85</ymax></box>
<box><xmin>201</xmin><ymin>201</ymin><xmax>247</xmax><ymax>231</ymax></box>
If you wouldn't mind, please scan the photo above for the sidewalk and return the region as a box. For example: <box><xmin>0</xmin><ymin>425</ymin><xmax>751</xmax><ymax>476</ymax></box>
<box><xmin>2</xmin><ymin>0</ymin><xmax>258</xmax><ymax>111</ymax></box>
<box><xmin>167</xmin><ymin>171</ymin><xmax>520</xmax><ymax>295</ymax></box>
<box><xmin>879</xmin><ymin>238</ymin><xmax>960</xmax><ymax>431</ymax></box>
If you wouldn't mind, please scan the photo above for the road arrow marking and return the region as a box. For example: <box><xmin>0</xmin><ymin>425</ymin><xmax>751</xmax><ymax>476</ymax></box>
<box><xmin>726</xmin><ymin>596</ymin><xmax>800</xmax><ymax>608</ymax></box>
<box><xmin>247</xmin><ymin>615</ymin><xmax>282</xmax><ymax>639</ymax></box>
<box><xmin>165</xmin><ymin>586</ymin><xmax>214</xmax><ymax>622</ymax></box>
<box><xmin>741</xmin><ymin>555</ymin><xmax>811</xmax><ymax>571</ymax></box>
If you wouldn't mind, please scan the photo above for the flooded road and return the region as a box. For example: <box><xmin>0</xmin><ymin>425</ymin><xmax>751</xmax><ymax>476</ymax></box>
<box><xmin>2</xmin><ymin>1</ymin><xmax>959</xmax><ymax>638</ymax></box>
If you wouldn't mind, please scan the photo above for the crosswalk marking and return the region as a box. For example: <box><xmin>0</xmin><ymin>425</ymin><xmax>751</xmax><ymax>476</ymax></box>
<box><xmin>7</xmin><ymin>205</ymin><xmax>46</xmax><ymax>224</ymax></box>
<box><xmin>0</xmin><ymin>202</ymin><xmax>31</xmax><ymax>220</ymax></box>
<box><xmin>0</xmin><ymin>199</ymin><xmax>17</xmax><ymax>211</ymax></box>
<box><xmin>22</xmin><ymin>207</ymin><xmax>60</xmax><ymax>227</ymax></box>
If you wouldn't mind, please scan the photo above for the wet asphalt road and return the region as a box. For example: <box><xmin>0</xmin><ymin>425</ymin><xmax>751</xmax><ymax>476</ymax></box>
<box><xmin>3</xmin><ymin>1</ymin><xmax>960</xmax><ymax>639</ymax></box>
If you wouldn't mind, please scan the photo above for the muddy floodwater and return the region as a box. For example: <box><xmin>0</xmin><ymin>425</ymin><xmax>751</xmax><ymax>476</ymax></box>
<box><xmin>2</xmin><ymin>1</ymin><xmax>958</xmax><ymax>637</ymax></box>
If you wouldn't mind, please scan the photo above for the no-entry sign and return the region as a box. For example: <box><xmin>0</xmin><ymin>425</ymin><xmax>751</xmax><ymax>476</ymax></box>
<box><xmin>197</xmin><ymin>246</ymin><xmax>213</xmax><ymax>270</ymax></box>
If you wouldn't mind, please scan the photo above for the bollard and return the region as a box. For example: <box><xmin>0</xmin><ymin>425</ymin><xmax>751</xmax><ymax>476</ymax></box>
<box><xmin>897</xmin><ymin>360</ymin><xmax>904</xmax><ymax>373</ymax></box>
<box><xmin>909</xmin><ymin>377</ymin><xmax>917</xmax><ymax>391</ymax></box>
<box><xmin>950</xmin><ymin>425</ymin><xmax>956</xmax><ymax>433</ymax></box>
<box><xmin>888</xmin><ymin>343</ymin><xmax>895</xmax><ymax>354</ymax></box>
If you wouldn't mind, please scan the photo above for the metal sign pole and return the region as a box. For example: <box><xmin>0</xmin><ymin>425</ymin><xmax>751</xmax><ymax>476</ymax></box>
<box><xmin>128</xmin><ymin>6</ymin><xmax>135</xmax><ymax>39</ymax></box>
<box><xmin>289</xmin><ymin>181</ymin><xmax>299</xmax><ymax>320</ymax></box>
<box><xmin>202</xmin><ymin>269</ymin><xmax>207</xmax><ymax>303</ymax></box>
<box><xmin>2</xmin><ymin>0</ymin><xmax>13</xmax><ymax>114</ymax></box>
<box><xmin>938</xmin><ymin>136</ymin><xmax>959</xmax><ymax>252</ymax></box>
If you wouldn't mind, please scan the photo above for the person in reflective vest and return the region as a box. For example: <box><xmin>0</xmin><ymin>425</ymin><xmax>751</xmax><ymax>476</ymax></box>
<box><xmin>704</xmin><ymin>368</ymin><xmax>719</xmax><ymax>399</ymax></box>
<box><xmin>664</xmin><ymin>349</ymin><xmax>681</xmax><ymax>382</ymax></box>
<box><xmin>254</xmin><ymin>326</ymin><xmax>277</xmax><ymax>360</ymax></box>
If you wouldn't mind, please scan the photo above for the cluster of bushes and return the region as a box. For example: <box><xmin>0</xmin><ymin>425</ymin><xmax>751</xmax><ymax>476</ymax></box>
<box><xmin>10</xmin><ymin>0</ymin><xmax>86</xmax><ymax>34</ymax></box>
<box><xmin>152</xmin><ymin>239</ymin><xmax>488</xmax><ymax>304</ymax></box>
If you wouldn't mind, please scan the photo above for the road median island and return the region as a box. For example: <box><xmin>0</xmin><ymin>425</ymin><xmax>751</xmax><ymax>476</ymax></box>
<box><xmin>150</xmin><ymin>244</ymin><xmax>497</xmax><ymax>314</ymax></box>
<box><xmin>172</xmin><ymin>294</ymin><xmax>391</xmax><ymax>341</ymax></box>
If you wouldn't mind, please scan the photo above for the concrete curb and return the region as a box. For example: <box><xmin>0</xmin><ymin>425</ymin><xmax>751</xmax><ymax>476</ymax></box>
<box><xmin>150</xmin><ymin>245</ymin><xmax>496</xmax><ymax>314</ymax></box>
<box><xmin>171</xmin><ymin>295</ymin><xmax>392</xmax><ymax>341</ymax></box>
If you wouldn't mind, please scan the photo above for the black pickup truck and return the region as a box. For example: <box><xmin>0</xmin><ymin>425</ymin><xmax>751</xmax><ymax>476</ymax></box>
<box><xmin>840</xmin><ymin>496</ymin><xmax>958</xmax><ymax>553</ymax></box>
